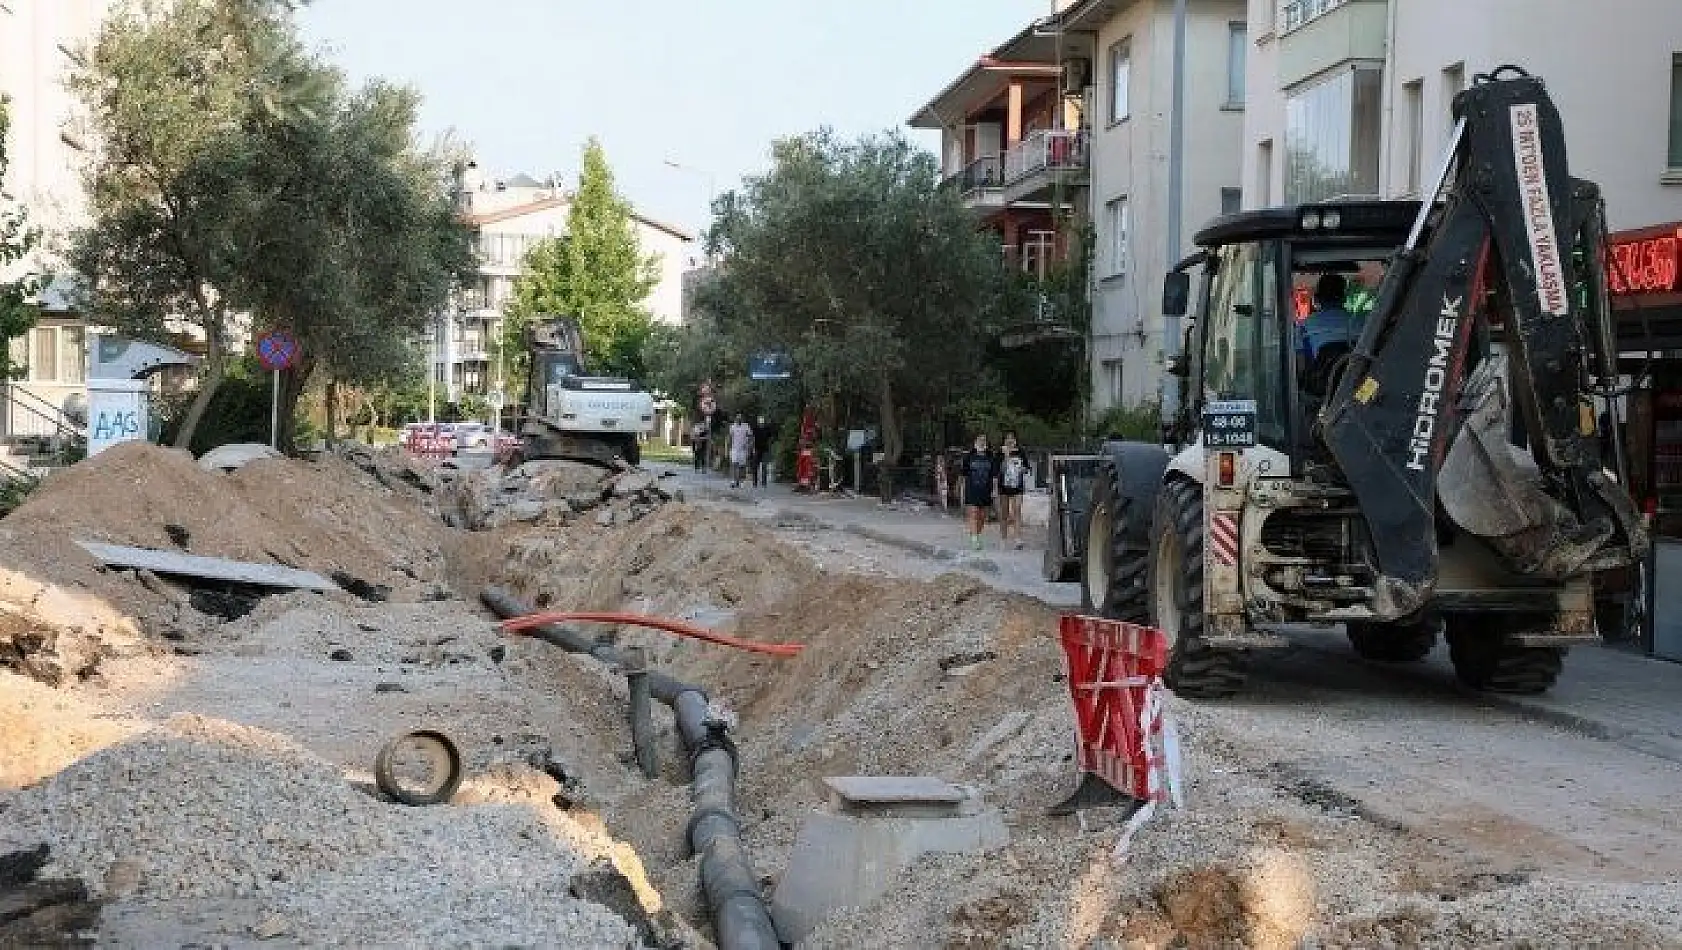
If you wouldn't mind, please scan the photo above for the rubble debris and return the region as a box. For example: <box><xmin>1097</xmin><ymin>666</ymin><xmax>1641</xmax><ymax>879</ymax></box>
<box><xmin>373</xmin><ymin>682</ymin><xmax>408</xmax><ymax>694</ymax></box>
<box><xmin>436</xmin><ymin>459</ymin><xmax>675</xmax><ymax>532</ymax></box>
<box><xmin>77</xmin><ymin>541</ymin><xmax>336</xmax><ymax>592</ymax></box>
<box><xmin>196</xmin><ymin>442</ymin><xmax>283</xmax><ymax>473</ymax></box>
<box><xmin>163</xmin><ymin>524</ymin><xmax>191</xmax><ymax>548</ymax></box>
<box><xmin>328</xmin><ymin>649</ymin><xmax>353</xmax><ymax>661</ymax></box>
<box><xmin>937</xmin><ymin>650</ymin><xmax>998</xmax><ymax>675</ymax></box>
<box><xmin>329</xmin><ymin>570</ymin><xmax>390</xmax><ymax>603</ymax></box>
<box><xmin>0</xmin><ymin>845</ymin><xmax>100</xmax><ymax>949</ymax></box>
<box><xmin>187</xmin><ymin>584</ymin><xmax>267</xmax><ymax>622</ymax></box>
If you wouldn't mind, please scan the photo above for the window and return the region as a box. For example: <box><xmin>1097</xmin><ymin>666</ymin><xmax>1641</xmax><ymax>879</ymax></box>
<box><xmin>1102</xmin><ymin>359</ymin><xmax>1124</xmax><ymax>407</ymax></box>
<box><xmin>1202</xmin><ymin>241</ymin><xmax>1285</xmax><ymax>445</ymax></box>
<box><xmin>30</xmin><ymin>328</ymin><xmax>58</xmax><ymax>382</ymax></box>
<box><xmin>1402</xmin><ymin>79</ymin><xmax>1424</xmax><ymax>195</ymax></box>
<box><xmin>1670</xmin><ymin>53</ymin><xmax>1682</xmax><ymax>169</ymax></box>
<box><xmin>1257</xmin><ymin>140</ymin><xmax>1274</xmax><ymax>207</ymax></box>
<box><xmin>1284</xmin><ymin>66</ymin><xmax>1383</xmax><ymax>202</ymax></box>
<box><xmin>60</xmin><ymin>327</ymin><xmax>85</xmax><ymax>384</ymax></box>
<box><xmin>1107</xmin><ymin>197</ymin><xmax>1130</xmax><ymax>279</ymax></box>
<box><xmin>1441</xmin><ymin>62</ymin><xmax>1465</xmax><ymax>121</ymax></box>
<box><xmin>1109</xmin><ymin>38</ymin><xmax>1131</xmax><ymax>124</ymax></box>
<box><xmin>1221</xmin><ymin>188</ymin><xmax>1243</xmax><ymax>215</ymax></box>
<box><xmin>1226</xmin><ymin>22</ymin><xmax>1247</xmax><ymax>107</ymax></box>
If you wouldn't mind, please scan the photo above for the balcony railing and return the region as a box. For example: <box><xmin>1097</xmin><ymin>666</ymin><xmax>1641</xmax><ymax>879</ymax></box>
<box><xmin>948</xmin><ymin>154</ymin><xmax>1004</xmax><ymax>198</ymax></box>
<box><xmin>1003</xmin><ymin>129</ymin><xmax>1088</xmax><ymax>186</ymax></box>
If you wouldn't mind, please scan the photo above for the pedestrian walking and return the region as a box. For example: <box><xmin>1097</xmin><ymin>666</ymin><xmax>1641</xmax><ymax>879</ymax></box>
<box><xmin>728</xmin><ymin>413</ymin><xmax>754</xmax><ymax>488</ymax></box>
<box><xmin>751</xmin><ymin>415</ymin><xmax>778</xmax><ymax>487</ymax></box>
<box><xmin>959</xmin><ymin>433</ymin><xmax>999</xmax><ymax>552</ymax></box>
<box><xmin>997</xmin><ymin>431</ymin><xmax>1029</xmax><ymax>549</ymax></box>
<box><xmin>690</xmin><ymin>418</ymin><xmax>709</xmax><ymax>473</ymax></box>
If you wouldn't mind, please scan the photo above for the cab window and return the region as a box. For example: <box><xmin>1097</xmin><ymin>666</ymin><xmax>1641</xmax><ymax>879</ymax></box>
<box><xmin>1201</xmin><ymin>241</ymin><xmax>1285</xmax><ymax>446</ymax></box>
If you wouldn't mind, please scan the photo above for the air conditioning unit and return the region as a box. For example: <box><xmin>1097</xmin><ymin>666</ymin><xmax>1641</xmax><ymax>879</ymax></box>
<box><xmin>1063</xmin><ymin>57</ymin><xmax>1092</xmax><ymax>95</ymax></box>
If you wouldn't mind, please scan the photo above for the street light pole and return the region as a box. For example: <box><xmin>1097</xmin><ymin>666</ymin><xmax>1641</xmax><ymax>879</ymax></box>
<box><xmin>1163</xmin><ymin>0</ymin><xmax>1188</xmax><ymax>426</ymax></box>
<box><xmin>663</xmin><ymin>159</ymin><xmax>718</xmax><ymax>261</ymax></box>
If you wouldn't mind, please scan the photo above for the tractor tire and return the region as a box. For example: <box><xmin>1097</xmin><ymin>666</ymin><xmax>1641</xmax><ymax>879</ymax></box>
<box><xmin>1444</xmin><ymin>614</ymin><xmax>1564</xmax><ymax>694</ymax></box>
<box><xmin>1346</xmin><ymin>616</ymin><xmax>1439</xmax><ymax>662</ymax></box>
<box><xmin>1145</xmin><ymin>479</ymin><xmax>1246</xmax><ymax>699</ymax></box>
<box><xmin>623</xmin><ymin>436</ymin><xmax>641</xmax><ymax>468</ymax></box>
<box><xmin>1043</xmin><ymin>502</ymin><xmax>1076</xmax><ymax>582</ymax></box>
<box><xmin>1080</xmin><ymin>461</ymin><xmax>1149</xmax><ymax>621</ymax></box>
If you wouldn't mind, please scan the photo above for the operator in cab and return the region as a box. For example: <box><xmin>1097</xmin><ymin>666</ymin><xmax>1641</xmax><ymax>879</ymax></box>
<box><xmin>1298</xmin><ymin>273</ymin><xmax>1361</xmax><ymax>362</ymax></box>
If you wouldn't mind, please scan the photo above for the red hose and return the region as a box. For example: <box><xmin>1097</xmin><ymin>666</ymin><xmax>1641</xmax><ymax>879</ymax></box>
<box><xmin>500</xmin><ymin>611</ymin><xmax>804</xmax><ymax>658</ymax></box>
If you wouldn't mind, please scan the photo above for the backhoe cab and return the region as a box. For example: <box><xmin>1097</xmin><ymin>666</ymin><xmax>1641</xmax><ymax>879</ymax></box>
<box><xmin>1080</xmin><ymin>67</ymin><xmax>1646</xmax><ymax>698</ymax></box>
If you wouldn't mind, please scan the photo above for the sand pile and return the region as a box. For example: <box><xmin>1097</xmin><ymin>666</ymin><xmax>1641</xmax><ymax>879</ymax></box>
<box><xmin>0</xmin><ymin>442</ymin><xmax>450</xmax><ymax>685</ymax></box>
<box><xmin>0</xmin><ymin>714</ymin><xmax>641</xmax><ymax>947</ymax></box>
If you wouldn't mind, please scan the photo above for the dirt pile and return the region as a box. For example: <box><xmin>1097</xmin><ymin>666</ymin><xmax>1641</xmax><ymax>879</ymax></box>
<box><xmin>477</xmin><ymin>502</ymin><xmax>1682</xmax><ymax>948</ymax></box>
<box><xmin>438</xmin><ymin>458</ymin><xmax>680</xmax><ymax>532</ymax></box>
<box><xmin>0</xmin><ymin>714</ymin><xmax>642</xmax><ymax>947</ymax></box>
<box><xmin>0</xmin><ymin>442</ymin><xmax>450</xmax><ymax>685</ymax></box>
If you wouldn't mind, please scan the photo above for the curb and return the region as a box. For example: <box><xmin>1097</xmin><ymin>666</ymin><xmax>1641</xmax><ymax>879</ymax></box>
<box><xmin>839</xmin><ymin>524</ymin><xmax>1002</xmax><ymax>574</ymax></box>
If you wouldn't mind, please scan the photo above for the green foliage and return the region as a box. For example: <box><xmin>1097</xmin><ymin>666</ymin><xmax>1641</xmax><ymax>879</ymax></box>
<box><xmin>1089</xmin><ymin>401</ymin><xmax>1164</xmax><ymax>442</ymax></box>
<box><xmin>157</xmin><ymin>364</ymin><xmax>273</xmax><ymax>454</ymax></box>
<box><xmin>699</xmin><ymin>128</ymin><xmax>1014</xmax><ymax>463</ymax></box>
<box><xmin>0</xmin><ymin>474</ymin><xmax>39</xmax><ymax>520</ymax></box>
<box><xmin>68</xmin><ymin>0</ymin><xmax>471</xmax><ymax>452</ymax></box>
<box><xmin>505</xmin><ymin>139</ymin><xmax>660</xmax><ymax>381</ymax></box>
<box><xmin>0</xmin><ymin>98</ymin><xmax>44</xmax><ymax>378</ymax></box>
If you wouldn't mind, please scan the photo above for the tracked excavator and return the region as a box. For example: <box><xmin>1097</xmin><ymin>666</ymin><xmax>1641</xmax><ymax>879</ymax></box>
<box><xmin>516</xmin><ymin>316</ymin><xmax>654</xmax><ymax>467</ymax></box>
<box><xmin>1078</xmin><ymin>66</ymin><xmax>1647</xmax><ymax>698</ymax></box>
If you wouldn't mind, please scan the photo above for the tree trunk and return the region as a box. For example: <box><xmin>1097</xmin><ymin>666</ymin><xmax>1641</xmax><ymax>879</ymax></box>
<box><xmin>876</xmin><ymin>371</ymin><xmax>902</xmax><ymax>466</ymax></box>
<box><xmin>277</xmin><ymin>354</ymin><xmax>316</xmax><ymax>454</ymax></box>
<box><xmin>325</xmin><ymin>376</ymin><xmax>339</xmax><ymax>446</ymax></box>
<box><xmin>173</xmin><ymin>312</ymin><xmax>227</xmax><ymax>451</ymax></box>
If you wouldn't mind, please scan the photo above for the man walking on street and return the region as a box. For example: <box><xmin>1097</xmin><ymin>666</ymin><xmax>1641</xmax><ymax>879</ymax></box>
<box><xmin>959</xmin><ymin>433</ymin><xmax>998</xmax><ymax>552</ymax></box>
<box><xmin>690</xmin><ymin>417</ymin><xmax>709</xmax><ymax>473</ymax></box>
<box><xmin>750</xmin><ymin>415</ymin><xmax>778</xmax><ymax>487</ymax></box>
<box><xmin>728</xmin><ymin>413</ymin><xmax>754</xmax><ymax>488</ymax></box>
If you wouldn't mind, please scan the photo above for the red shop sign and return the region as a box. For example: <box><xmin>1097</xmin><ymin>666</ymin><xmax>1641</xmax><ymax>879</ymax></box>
<box><xmin>1609</xmin><ymin>229</ymin><xmax>1682</xmax><ymax>297</ymax></box>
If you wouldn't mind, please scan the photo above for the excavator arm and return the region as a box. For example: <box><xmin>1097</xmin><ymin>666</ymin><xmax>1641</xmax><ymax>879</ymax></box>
<box><xmin>1318</xmin><ymin>66</ymin><xmax>1647</xmax><ymax>619</ymax></box>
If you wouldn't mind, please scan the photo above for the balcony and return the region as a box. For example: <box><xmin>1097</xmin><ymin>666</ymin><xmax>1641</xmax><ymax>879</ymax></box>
<box><xmin>947</xmin><ymin>154</ymin><xmax>1005</xmax><ymax>210</ymax></box>
<box><xmin>1277</xmin><ymin>0</ymin><xmax>1387</xmax><ymax>88</ymax></box>
<box><xmin>1002</xmin><ymin>130</ymin><xmax>1088</xmax><ymax>204</ymax></box>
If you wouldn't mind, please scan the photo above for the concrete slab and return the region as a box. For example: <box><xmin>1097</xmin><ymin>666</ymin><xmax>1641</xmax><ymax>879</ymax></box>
<box><xmin>77</xmin><ymin>542</ymin><xmax>335</xmax><ymax>592</ymax></box>
<box><xmin>825</xmin><ymin>775</ymin><xmax>972</xmax><ymax>818</ymax></box>
<box><xmin>769</xmin><ymin>807</ymin><xmax>1009</xmax><ymax>944</ymax></box>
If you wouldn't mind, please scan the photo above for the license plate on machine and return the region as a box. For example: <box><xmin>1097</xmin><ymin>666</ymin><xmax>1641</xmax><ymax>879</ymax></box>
<box><xmin>1203</xmin><ymin>400</ymin><xmax>1257</xmax><ymax>448</ymax></box>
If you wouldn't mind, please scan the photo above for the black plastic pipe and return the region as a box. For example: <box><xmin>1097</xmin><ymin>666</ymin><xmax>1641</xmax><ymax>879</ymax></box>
<box><xmin>481</xmin><ymin>586</ymin><xmax>781</xmax><ymax>950</ymax></box>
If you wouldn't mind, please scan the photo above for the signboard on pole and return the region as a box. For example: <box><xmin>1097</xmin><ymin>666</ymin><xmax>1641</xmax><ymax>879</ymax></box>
<box><xmin>256</xmin><ymin>331</ymin><xmax>300</xmax><ymax>371</ymax></box>
<box><xmin>256</xmin><ymin>330</ymin><xmax>300</xmax><ymax>448</ymax></box>
<box><xmin>748</xmin><ymin>351</ymin><xmax>793</xmax><ymax>380</ymax></box>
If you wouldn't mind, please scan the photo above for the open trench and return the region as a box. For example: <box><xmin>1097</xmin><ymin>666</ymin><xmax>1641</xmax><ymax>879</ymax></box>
<box><xmin>2</xmin><ymin>446</ymin><xmax>1679</xmax><ymax>948</ymax></box>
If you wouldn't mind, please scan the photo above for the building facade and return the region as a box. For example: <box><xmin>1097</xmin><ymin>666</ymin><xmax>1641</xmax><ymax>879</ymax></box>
<box><xmin>910</xmin><ymin>0</ymin><xmax>1248</xmax><ymax>416</ymax></box>
<box><xmin>1061</xmin><ymin>0</ymin><xmax>1248</xmax><ymax>411</ymax></box>
<box><xmin>1242</xmin><ymin>0</ymin><xmax>1682</xmax><ymax>233</ymax></box>
<box><xmin>0</xmin><ymin>1</ymin><xmax>115</xmax><ymax>441</ymax></box>
<box><xmin>435</xmin><ymin>172</ymin><xmax>694</xmax><ymax>407</ymax></box>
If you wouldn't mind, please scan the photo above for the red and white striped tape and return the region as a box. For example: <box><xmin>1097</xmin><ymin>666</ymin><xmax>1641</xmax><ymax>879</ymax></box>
<box><xmin>1209</xmin><ymin>512</ymin><xmax>1240</xmax><ymax>566</ymax></box>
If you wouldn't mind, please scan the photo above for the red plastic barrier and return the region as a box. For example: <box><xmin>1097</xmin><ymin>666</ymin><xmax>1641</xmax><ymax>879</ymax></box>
<box><xmin>1057</xmin><ymin>614</ymin><xmax>1172</xmax><ymax>803</ymax></box>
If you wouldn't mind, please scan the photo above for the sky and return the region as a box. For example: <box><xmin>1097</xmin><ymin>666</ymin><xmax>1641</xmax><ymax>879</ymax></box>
<box><xmin>295</xmin><ymin>0</ymin><xmax>1055</xmax><ymax>239</ymax></box>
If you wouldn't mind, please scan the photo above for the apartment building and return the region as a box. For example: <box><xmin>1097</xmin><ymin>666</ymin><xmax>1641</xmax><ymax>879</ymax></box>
<box><xmin>0</xmin><ymin>0</ymin><xmax>116</xmax><ymax>439</ymax></box>
<box><xmin>1060</xmin><ymin>0</ymin><xmax>1248</xmax><ymax>411</ymax></box>
<box><xmin>1242</xmin><ymin>0</ymin><xmax>1682</xmax><ymax>232</ymax></box>
<box><xmin>908</xmin><ymin>21</ymin><xmax>1088</xmax><ymax>285</ymax></box>
<box><xmin>436</xmin><ymin>171</ymin><xmax>694</xmax><ymax>404</ymax></box>
<box><xmin>910</xmin><ymin>0</ymin><xmax>1247</xmax><ymax>414</ymax></box>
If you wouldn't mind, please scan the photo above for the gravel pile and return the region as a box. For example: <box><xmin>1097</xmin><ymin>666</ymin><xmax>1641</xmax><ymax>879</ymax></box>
<box><xmin>0</xmin><ymin>714</ymin><xmax>640</xmax><ymax>946</ymax></box>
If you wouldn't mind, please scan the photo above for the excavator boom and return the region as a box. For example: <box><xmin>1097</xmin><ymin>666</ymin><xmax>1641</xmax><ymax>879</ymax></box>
<box><xmin>1318</xmin><ymin>66</ymin><xmax>1646</xmax><ymax>618</ymax></box>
